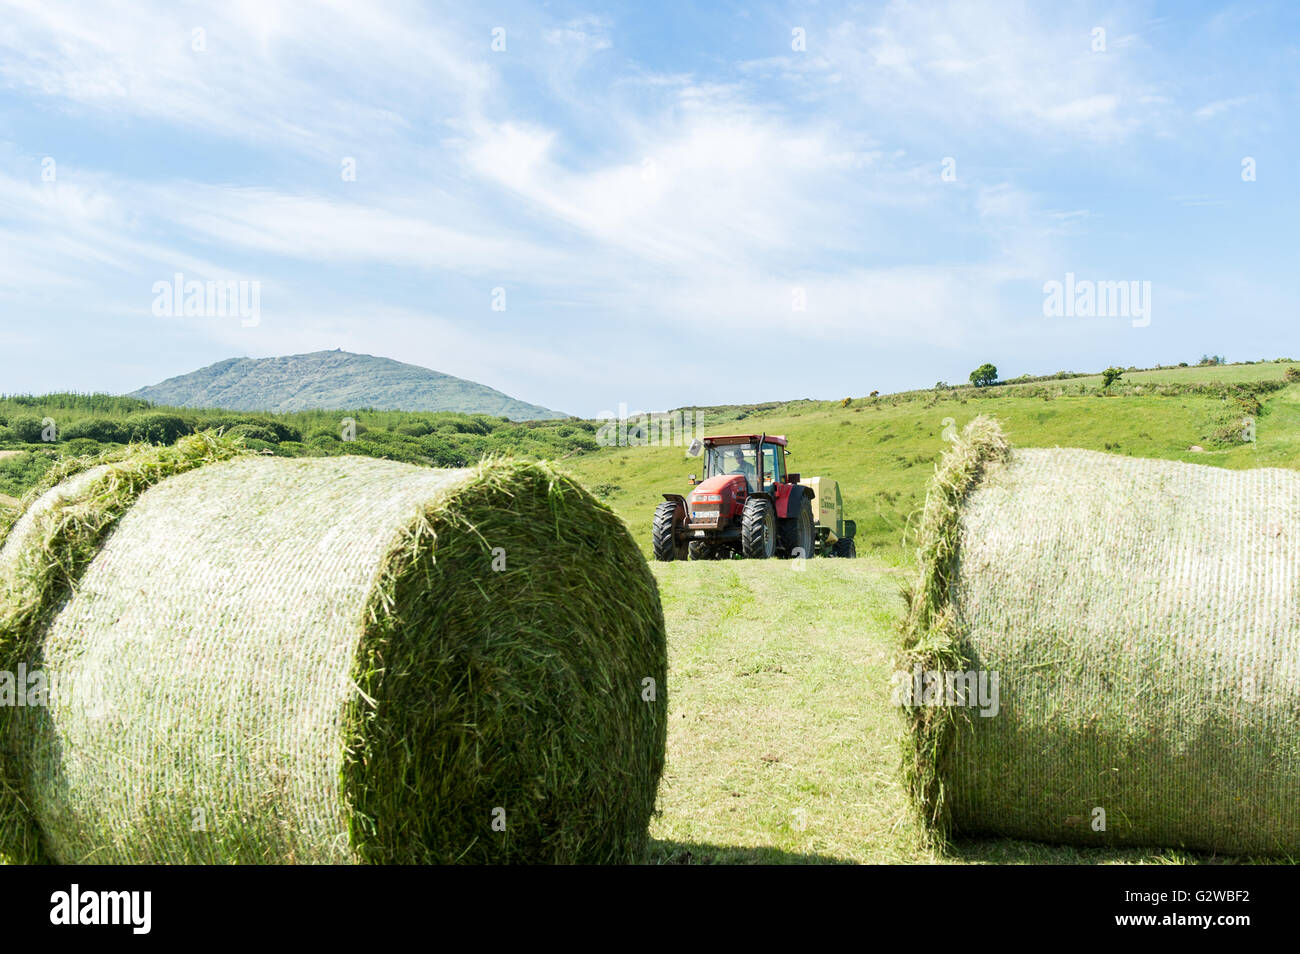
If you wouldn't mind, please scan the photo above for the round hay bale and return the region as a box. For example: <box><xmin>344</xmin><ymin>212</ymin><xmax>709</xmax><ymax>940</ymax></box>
<box><xmin>1</xmin><ymin>446</ymin><xmax>666</xmax><ymax>864</ymax></box>
<box><xmin>899</xmin><ymin>416</ymin><xmax>1300</xmax><ymax>856</ymax></box>
<box><xmin>0</xmin><ymin>466</ymin><xmax>112</xmax><ymax>576</ymax></box>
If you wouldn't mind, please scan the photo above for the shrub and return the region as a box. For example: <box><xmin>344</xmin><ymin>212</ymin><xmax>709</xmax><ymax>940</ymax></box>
<box><xmin>205</xmin><ymin>416</ymin><xmax>301</xmax><ymax>443</ymax></box>
<box><xmin>225</xmin><ymin>424</ymin><xmax>280</xmax><ymax>444</ymax></box>
<box><xmin>307</xmin><ymin>427</ymin><xmax>342</xmax><ymax>445</ymax></box>
<box><xmin>63</xmin><ymin>418</ymin><xmax>132</xmax><ymax>443</ymax></box>
<box><xmin>237</xmin><ymin>437</ymin><xmax>283</xmax><ymax>454</ymax></box>
<box><xmin>1233</xmin><ymin>390</ymin><xmax>1263</xmax><ymax>417</ymax></box>
<box><xmin>0</xmin><ymin>451</ymin><xmax>56</xmax><ymax>497</ymax></box>
<box><xmin>125</xmin><ymin>414</ymin><xmax>193</xmax><ymax>445</ymax></box>
<box><xmin>7</xmin><ymin>416</ymin><xmax>47</xmax><ymax>444</ymax></box>
<box><xmin>449</xmin><ymin>418</ymin><xmax>491</xmax><ymax>436</ymax></box>
<box><xmin>62</xmin><ymin>438</ymin><xmax>105</xmax><ymax>458</ymax></box>
<box><xmin>397</xmin><ymin>420</ymin><xmax>434</xmax><ymax>437</ymax></box>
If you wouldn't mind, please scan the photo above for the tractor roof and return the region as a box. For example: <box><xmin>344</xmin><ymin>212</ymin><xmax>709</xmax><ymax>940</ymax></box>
<box><xmin>703</xmin><ymin>434</ymin><xmax>788</xmax><ymax>447</ymax></box>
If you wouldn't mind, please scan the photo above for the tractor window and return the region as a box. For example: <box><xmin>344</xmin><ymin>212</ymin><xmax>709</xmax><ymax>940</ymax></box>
<box><xmin>761</xmin><ymin>445</ymin><xmax>783</xmax><ymax>490</ymax></box>
<box><xmin>707</xmin><ymin>443</ymin><xmax>757</xmax><ymax>489</ymax></box>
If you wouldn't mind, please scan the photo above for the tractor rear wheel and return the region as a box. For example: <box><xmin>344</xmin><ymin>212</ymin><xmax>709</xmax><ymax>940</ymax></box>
<box><xmin>831</xmin><ymin>537</ymin><xmax>857</xmax><ymax>558</ymax></box>
<box><xmin>652</xmin><ymin>501</ymin><xmax>688</xmax><ymax>561</ymax></box>
<box><xmin>689</xmin><ymin>540</ymin><xmax>722</xmax><ymax>560</ymax></box>
<box><xmin>779</xmin><ymin>497</ymin><xmax>815</xmax><ymax>559</ymax></box>
<box><xmin>740</xmin><ymin>497</ymin><xmax>776</xmax><ymax>559</ymax></box>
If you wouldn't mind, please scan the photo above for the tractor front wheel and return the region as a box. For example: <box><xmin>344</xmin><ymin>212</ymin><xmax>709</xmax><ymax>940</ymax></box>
<box><xmin>740</xmin><ymin>497</ymin><xmax>776</xmax><ymax>559</ymax></box>
<box><xmin>652</xmin><ymin>501</ymin><xmax>688</xmax><ymax>561</ymax></box>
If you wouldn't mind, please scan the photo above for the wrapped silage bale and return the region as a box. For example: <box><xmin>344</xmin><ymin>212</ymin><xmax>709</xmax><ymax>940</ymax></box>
<box><xmin>0</xmin><ymin>436</ymin><xmax>666</xmax><ymax>864</ymax></box>
<box><xmin>899</xmin><ymin>416</ymin><xmax>1300</xmax><ymax>855</ymax></box>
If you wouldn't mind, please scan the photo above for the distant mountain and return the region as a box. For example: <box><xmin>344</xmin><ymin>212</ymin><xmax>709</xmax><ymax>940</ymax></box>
<box><xmin>129</xmin><ymin>351</ymin><xmax>566</xmax><ymax>420</ymax></box>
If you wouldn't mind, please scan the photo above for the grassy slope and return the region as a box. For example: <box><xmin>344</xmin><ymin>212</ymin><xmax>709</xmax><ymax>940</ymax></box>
<box><xmin>567</xmin><ymin>363</ymin><xmax>1300</xmax><ymax>562</ymax></box>
<box><xmin>567</xmin><ymin>362</ymin><xmax>1299</xmax><ymax>864</ymax></box>
<box><xmin>1028</xmin><ymin>361</ymin><xmax>1300</xmax><ymax>389</ymax></box>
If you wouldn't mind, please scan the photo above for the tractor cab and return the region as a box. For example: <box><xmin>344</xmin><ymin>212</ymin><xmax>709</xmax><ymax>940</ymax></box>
<box><xmin>696</xmin><ymin>434</ymin><xmax>789</xmax><ymax>494</ymax></box>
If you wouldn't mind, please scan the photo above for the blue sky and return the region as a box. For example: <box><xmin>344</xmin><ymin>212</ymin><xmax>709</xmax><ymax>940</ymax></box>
<box><xmin>0</xmin><ymin>1</ymin><xmax>1296</xmax><ymax>417</ymax></box>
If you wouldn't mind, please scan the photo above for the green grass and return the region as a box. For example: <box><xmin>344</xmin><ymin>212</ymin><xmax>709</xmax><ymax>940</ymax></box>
<box><xmin>1041</xmin><ymin>360</ymin><xmax>1300</xmax><ymax>389</ymax></box>
<box><xmin>585</xmin><ymin>360</ymin><xmax>1300</xmax><ymax>863</ymax></box>
<box><xmin>0</xmin><ymin>394</ymin><xmax>599</xmax><ymax>483</ymax></box>
<box><xmin>566</xmin><ymin>367</ymin><xmax>1300</xmax><ymax>561</ymax></box>
<box><xmin>5</xmin><ymin>358</ymin><xmax>1298</xmax><ymax>864</ymax></box>
<box><xmin>645</xmin><ymin>559</ymin><xmax>1272</xmax><ymax>865</ymax></box>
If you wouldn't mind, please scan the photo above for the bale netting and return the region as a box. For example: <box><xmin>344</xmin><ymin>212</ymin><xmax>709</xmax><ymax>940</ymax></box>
<box><xmin>0</xmin><ymin>448</ymin><xmax>667</xmax><ymax>864</ymax></box>
<box><xmin>900</xmin><ymin>416</ymin><xmax>1300</xmax><ymax>857</ymax></box>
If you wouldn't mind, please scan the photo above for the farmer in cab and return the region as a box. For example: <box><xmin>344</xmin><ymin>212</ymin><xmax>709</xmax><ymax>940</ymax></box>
<box><xmin>728</xmin><ymin>447</ymin><xmax>755</xmax><ymax>489</ymax></box>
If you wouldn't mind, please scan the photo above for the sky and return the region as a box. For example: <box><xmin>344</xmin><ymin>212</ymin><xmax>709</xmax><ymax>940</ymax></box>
<box><xmin>0</xmin><ymin>0</ymin><xmax>1296</xmax><ymax>417</ymax></box>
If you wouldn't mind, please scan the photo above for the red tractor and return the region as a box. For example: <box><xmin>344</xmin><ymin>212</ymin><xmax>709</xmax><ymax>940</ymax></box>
<box><xmin>652</xmin><ymin>433</ymin><xmax>819</xmax><ymax>561</ymax></box>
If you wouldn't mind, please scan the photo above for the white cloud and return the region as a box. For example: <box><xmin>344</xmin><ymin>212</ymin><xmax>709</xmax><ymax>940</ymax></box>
<box><xmin>1193</xmin><ymin>96</ymin><xmax>1252</xmax><ymax>120</ymax></box>
<box><xmin>760</xmin><ymin>1</ymin><xmax>1172</xmax><ymax>142</ymax></box>
<box><xmin>1043</xmin><ymin>94</ymin><xmax>1120</xmax><ymax>124</ymax></box>
<box><xmin>462</xmin><ymin>100</ymin><xmax>921</xmax><ymax>275</ymax></box>
<box><xmin>147</xmin><ymin>185</ymin><xmax>570</xmax><ymax>277</ymax></box>
<box><xmin>1</xmin><ymin>0</ymin><xmax>1277</xmax><ymax>414</ymax></box>
<box><xmin>0</xmin><ymin>171</ymin><xmax>247</xmax><ymax>295</ymax></box>
<box><xmin>544</xmin><ymin>16</ymin><xmax>613</xmax><ymax>52</ymax></box>
<box><xmin>0</xmin><ymin>0</ymin><xmax>492</xmax><ymax>157</ymax></box>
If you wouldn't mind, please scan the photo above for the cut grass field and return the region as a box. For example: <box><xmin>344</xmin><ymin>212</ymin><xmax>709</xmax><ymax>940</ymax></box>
<box><xmin>569</xmin><ymin>362</ymin><xmax>1300</xmax><ymax>864</ymax></box>
<box><xmin>3</xmin><ymin>360</ymin><xmax>1296</xmax><ymax>864</ymax></box>
<box><xmin>566</xmin><ymin>362</ymin><xmax>1300</xmax><ymax>562</ymax></box>
<box><xmin>645</xmin><ymin>559</ymin><xmax>1275</xmax><ymax>865</ymax></box>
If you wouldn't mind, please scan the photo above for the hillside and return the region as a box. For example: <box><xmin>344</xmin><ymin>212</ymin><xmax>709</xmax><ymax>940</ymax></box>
<box><xmin>563</xmin><ymin>360</ymin><xmax>1300</xmax><ymax>560</ymax></box>
<box><xmin>7</xmin><ymin>360</ymin><xmax>1299</xmax><ymax>554</ymax></box>
<box><xmin>129</xmin><ymin>351</ymin><xmax>566</xmax><ymax>420</ymax></box>
<box><xmin>5</xmin><ymin>358</ymin><xmax>1298</xmax><ymax>865</ymax></box>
